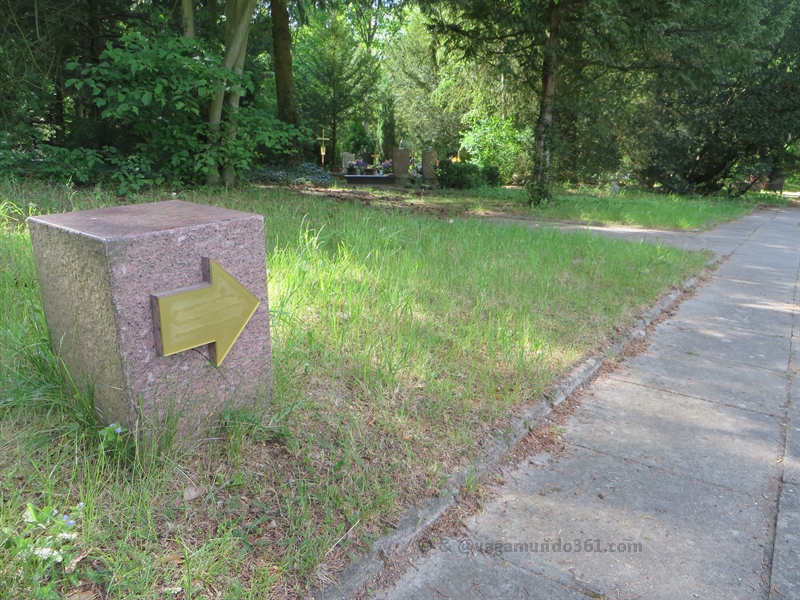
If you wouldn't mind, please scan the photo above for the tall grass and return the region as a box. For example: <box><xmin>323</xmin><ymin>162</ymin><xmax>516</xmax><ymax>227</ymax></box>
<box><xmin>0</xmin><ymin>182</ymin><xmax>711</xmax><ymax>598</ymax></box>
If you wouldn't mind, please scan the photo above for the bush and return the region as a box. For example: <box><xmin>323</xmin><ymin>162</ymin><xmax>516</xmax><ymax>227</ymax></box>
<box><xmin>0</xmin><ymin>141</ymin><xmax>164</xmax><ymax>194</ymax></box>
<box><xmin>482</xmin><ymin>165</ymin><xmax>502</xmax><ymax>187</ymax></box>
<box><xmin>64</xmin><ymin>30</ymin><xmax>301</xmax><ymax>186</ymax></box>
<box><xmin>436</xmin><ymin>160</ymin><xmax>487</xmax><ymax>189</ymax></box>
<box><xmin>461</xmin><ymin>115</ymin><xmax>533</xmax><ymax>183</ymax></box>
<box><xmin>0</xmin><ymin>140</ymin><xmax>106</xmax><ymax>184</ymax></box>
<box><xmin>248</xmin><ymin>163</ymin><xmax>334</xmax><ymax>187</ymax></box>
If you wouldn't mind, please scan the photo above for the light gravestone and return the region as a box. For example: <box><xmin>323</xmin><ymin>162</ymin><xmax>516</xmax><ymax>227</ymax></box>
<box><xmin>422</xmin><ymin>149</ymin><xmax>438</xmax><ymax>181</ymax></box>
<box><xmin>28</xmin><ymin>200</ymin><xmax>272</xmax><ymax>442</ymax></box>
<box><xmin>392</xmin><ymin>148</ymin><xmax>410</xmax><ymax>178</ymax></box>
<box><xmin>342</xmin><ymin>152</ymin><xmax>355</xmax><ymax>170</ymax></box>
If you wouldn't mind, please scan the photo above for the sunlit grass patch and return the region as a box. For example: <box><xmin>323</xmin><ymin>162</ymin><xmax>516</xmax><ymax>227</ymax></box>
<box><xmin>348</xmin><ymin>184</ymin><xmax>786</xmax><ymax>230</ymax></box>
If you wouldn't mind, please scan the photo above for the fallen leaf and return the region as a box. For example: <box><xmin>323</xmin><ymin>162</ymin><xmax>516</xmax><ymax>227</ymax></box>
<box><xmin>183</xmin><ymin>484</ymin><xmax>204</xmax><ymax>502</ymax></box>
<box><xmin>160</xmin><ymin>553</ymin><xmax>184</xmax><ymax>565</ymax></box>
<box><xmin>66</xmin><ymin>591</ymin><xmax>96</xmax><ymax>600</ymax></box>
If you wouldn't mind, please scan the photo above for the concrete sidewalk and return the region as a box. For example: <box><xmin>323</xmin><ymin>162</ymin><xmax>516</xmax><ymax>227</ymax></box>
<box><xmin>370</xmin><ymin>207</ymin><xmax>800</xmax><ymax>600</ymax></box>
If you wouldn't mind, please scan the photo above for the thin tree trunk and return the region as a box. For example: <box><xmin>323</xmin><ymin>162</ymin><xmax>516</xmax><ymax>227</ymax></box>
<box><xmin>207</xmin><ymin>0</ymin><xmax>257</xmax><ymax>185</ymax></box>
<box><xmin>87</xmin><ymin>0</ymin><xmax>102</xmax><ymax>63</ymax></box>
<box><xmin>529</xmin><ymin>0</ymin><xmax>562</xmax><ymax>205</ymax></box>
<box><xmin>221</xmin><ymin>10</ymin><xmax>251</xmax><ymax>187</ymax></box>
<box><xmin>54</xmin><ymin>79</ymin><xmax>65</xmax><ymax>145</ymax></box>
<box><xmin>272</xmin><ymin>0</ymin><xmax>297</xmax><ymax>127</ymax></box>
<box><xmin>331</xmin><ymin>120</ymin><xmax>337</xmax><ymax>170</ymax></box>
<box><xmin>182</xmin><ymin>0</ymin><xmax>195</xmax><ymax>38</ymax></box>
<box><xmin>208</xmin><ymin>0</ymin><xmax>219</xmax><ymax>46</ymax></box>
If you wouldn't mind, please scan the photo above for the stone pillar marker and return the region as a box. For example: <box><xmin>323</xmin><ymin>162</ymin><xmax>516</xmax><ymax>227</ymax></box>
<box><xmin>341</xmin><ymin>152</ymin><xmax>356</xmax><ymax>170</ymax></box>
<box><xmin>28</xmin><ymin>200</ymin><xmax>272</xmax><ymax>441</ymax></box>
<box><xmin>422</xmin><ymin>149</ymin><xmax>438</xmax><ymax>181</ymax></box>
<box><xmin>392</xmin><ymin>148</ymin><xmax>410</xmax><ymax>178</ymax></box>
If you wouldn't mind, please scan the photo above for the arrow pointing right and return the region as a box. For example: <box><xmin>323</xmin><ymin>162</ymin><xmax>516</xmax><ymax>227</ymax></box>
<box><xmin>151</xmin><ymin>257</ymin><xmax>260</xmax><ymax>366</ymax></box>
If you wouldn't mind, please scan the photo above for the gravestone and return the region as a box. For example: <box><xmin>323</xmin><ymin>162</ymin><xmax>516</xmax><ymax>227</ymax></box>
<box><xmin>422</xmin><ymin>150</ymin><xmax>438</xmax><ymax>181</ymax></box>
<box><xmin>393</xmin><ymin>148</ymin><xmax>410</xmax><ymax>178</ymax></box>
<box><xmin>28</xmin><ymin>200</ymin><xmax>272</xmax><ymax>442</ymax></box>
<box><xmin>361</xmin><ymin>151</ymin><xmax>373</xmax><ymax>164</ymax></box>
<box><xmin>342</xmin><ymin>152</ymin><xmax>355</xmax><ymax>170</ymax></box>
<box><xmin>610</xmin><ymin>181</ymin><xmax>621</xmax><ymax>195</ymax></box>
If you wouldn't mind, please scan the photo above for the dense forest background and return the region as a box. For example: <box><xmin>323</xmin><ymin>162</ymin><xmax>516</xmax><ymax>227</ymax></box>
<box><xmin>2</xmin><ymin>0</ymin><xmax>800</xmax><ymax>201</ymax></box>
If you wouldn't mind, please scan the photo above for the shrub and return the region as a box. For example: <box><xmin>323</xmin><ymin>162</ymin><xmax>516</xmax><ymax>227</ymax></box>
<box><xmin>482</xmin><ymin>165</ymin><xmax>502</xmax><ymax>187</ymax></box>
<box><xmin>436</xmin><ymin>160</ymin><xmax>486</xmax><ymax>189</ymax></box>
<box><xmin>461</xmin><ymin>115</ymin><xmax>533</xmax><ymax>183</ymax></box>
<box><xmin>65</xmin><ymin>30</ymin><xmax>300</xmax><ymax>186</ymax></box>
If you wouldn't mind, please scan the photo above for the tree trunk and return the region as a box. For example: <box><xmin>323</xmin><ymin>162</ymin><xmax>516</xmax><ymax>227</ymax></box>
<box><xmin>87</xmin><ymin>0</ymin><xmax>102</xmax><ymax>63</ymax></box>
<box><xmin>529</xmin><ymin>0</ymin><xmax>562</xmax><ymax>205</ymax></box>
<box><xmin>271</xmin><ymin>0</ymin><xmax>297</xmax><ymax>127</ymax></box>
<box><xmin>208</xmin><ymin>0</ymin><xmax>219</xmax><ymax>46</ymax></box>
<box><xmin>181</xmin><ymin>0</ymin><xmax>195</xmax><ymax>39</ymax></box>
<box><xmin>206</xmin><ymin>0</ymin><xmax>257</xmax><ymax>185</ymax></box>
<box><xmin>330</xmin><ymin>120</ymin><xmax>338</xmax><ymax>170</ymax></box>
<box><xmin>221</xmin><ymin>9</ymin><xmax>251</xmax><ymax>187</ymax></box>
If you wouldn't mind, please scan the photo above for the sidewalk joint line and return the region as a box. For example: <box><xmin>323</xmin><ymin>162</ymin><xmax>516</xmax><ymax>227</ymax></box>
<box><xmin>603</xmin><ymin>374</ymin><xmax>785</xmax><ymax>418</ymax></box>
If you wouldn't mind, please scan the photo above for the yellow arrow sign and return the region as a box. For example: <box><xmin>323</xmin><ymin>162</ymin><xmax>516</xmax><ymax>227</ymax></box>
<box><xmin>150</xmin><ymin>258</ymin><xmax>260</xmax><ymax>366</ymax></box>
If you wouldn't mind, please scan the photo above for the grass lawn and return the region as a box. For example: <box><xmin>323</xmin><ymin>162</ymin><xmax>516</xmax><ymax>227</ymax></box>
<box><xmin>1</xmin><ymin>181</ymin><xmax>713</xmax><ymax>598</ymax></box>
<box><xmin>339</xmin><ymin>184</ymin><xmax>789</xmax><ymax>230</ymax></box>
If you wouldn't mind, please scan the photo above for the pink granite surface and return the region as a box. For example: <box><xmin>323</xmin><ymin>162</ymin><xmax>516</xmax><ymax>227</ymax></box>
<box><xmin>28</xmin><ymin>200</ymin><xmax>272</xmax><ymax>442</ymax></box>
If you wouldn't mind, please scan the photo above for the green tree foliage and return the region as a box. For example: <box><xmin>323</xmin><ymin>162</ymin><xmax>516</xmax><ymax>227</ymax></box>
<box><xmin>3</xmin><ymin>0</ymin><xmax>799</xmax><ymax>193</ymax></box>
<box><xmin>423</xmin><ymin>0</ymin><xmax>789</xmax><ymax>201</ymax></box>
<box><xmin>461</xmin><ymin>115</ymin><xmax>533</xmax><ymax>183</ymax></box>
<box><xmin>0</xmin><ymin>0</ymin><xmax>129</xmax><ymax>146</ymax></box>
<box><xmin>0</xmin><ymin>0</ymin><xmax>303</xmax><ymax>190</ymax></box>
<box><xmin>66</xmin><ymin>30</ymin><xmax>296</xmax><ymax>185</ymax></box>
<box><xmin>294</xmin><ymin>12</ymin><xmax>380</xmax><ymax>163</ymax></box>
<box><xmin>630</xmin><ymin>1</ymin><xmax>800</xmax><ymax>193</ymax></box>
<box><xmin>383</xmin><ymin>11</ymin><xmax>464</xmax><ymax>155</ymax></box>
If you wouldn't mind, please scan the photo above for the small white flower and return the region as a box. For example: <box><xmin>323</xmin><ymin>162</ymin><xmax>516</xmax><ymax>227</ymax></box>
<box><xmin>448</xmin><ymin>219</ymin><xmax>454</xmax><ymax>224</ymax></box>
<box><xmin>32</xmin><ymin>547</ymin><xmax>64</xmax><ymax>562</ymax></box>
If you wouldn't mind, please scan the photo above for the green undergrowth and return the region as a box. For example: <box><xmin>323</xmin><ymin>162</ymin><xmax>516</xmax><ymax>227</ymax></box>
<box><xmin>363</xmin><ymin>185</ymin><xmax>787</xmax><ymax>229</ymax></box>
<box><xmin>0</xmin><ymin>181</ymin><xmax>711</xmax><ymax>598</ymax></box>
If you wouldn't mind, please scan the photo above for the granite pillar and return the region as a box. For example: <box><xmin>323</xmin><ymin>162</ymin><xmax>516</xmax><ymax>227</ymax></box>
<box><xmin>28</xmin><ymin>200</ymin><xmax>272</xmax><ymax>442</ymax></box>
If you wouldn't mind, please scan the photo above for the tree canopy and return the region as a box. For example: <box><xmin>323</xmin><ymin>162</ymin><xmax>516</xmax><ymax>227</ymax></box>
<box><xmin>1</xmin><ymin>0</ymin><xmax>798</xmax><ymax>196</ymax></box>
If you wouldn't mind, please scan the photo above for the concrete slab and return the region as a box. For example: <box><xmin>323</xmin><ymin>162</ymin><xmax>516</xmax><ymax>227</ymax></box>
<box><xmin>567</xmin><ymin>378</ymin><xmax>783</xmax><ymax>493</ymax></box>
<box><xmin>700</xmin><ymin>276</ymin><xmax>797</xmax><ymax>304</ymax></box>
<box><xmin>372</xmin><ymin>546</ymin><xmax>593</xmax><ymax>600</ymax></box>
<box><xmin>665</xmin><ymin>294</ymin><xmax>795</xmax><ymax>338</ymax></box>
<box><xmin>713</xmin><ymin>260</ymin><xmax>798</xmax><ymax>286</ymax></box>
<box><xmin>651</xmin><ymin>319</ymin><xmax>790</xmax><ymax>372</ymax></box>
<box><xmin>709</xmin><ymin>275</ymin><xmax>797</xmax><ymax>303</ymax></box>
<box><xmin>769</xmin><ymin>485</ymin><xmax>800</xmax><ymax>600</ymax></box>
<box><xmin>725</xmin><ymin>253</ymin><xmax>799</xmax><ymax>273</ymax></box>
<box><xmin>467</xmin><ymin>447</ymin><xmax>771</xmax><ymax>600</ymax></box>
<box><xmin>609</xmin><ymin>350</ymin><xmax>789</xmax><ymax>416</ymax></box>
<box><xmin>786</xmin><ymin>377</ymin><xmax>800</xmax><ymax>487</ymax></box>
